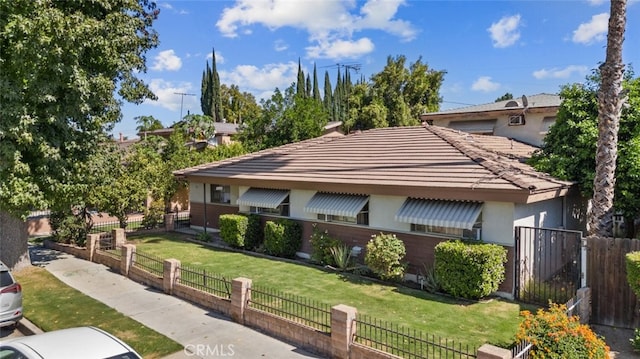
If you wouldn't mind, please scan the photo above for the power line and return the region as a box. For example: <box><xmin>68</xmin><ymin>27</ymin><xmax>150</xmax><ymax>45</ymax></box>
<box><xmin>174</xmin><ymin>92</ymin><xmax>196</xmax><ymax>120</ymax></box>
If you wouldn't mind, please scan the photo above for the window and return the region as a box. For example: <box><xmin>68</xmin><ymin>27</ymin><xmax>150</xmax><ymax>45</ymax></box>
<box><xmin>210</xmin><ymin>184</ymin><xmax>231</xmax><ymax>204</ymax></box>
<box><xmin>250</xmin><ymin>196</ymin><xmax>290</xmax><ymax>216</ymax></box>
<box><xmin>317</xmin><ymin>203</ymin><xmax>369</xmax><ymax>225</ymax></box>
<box><xmin>411</xmin><ymin>214</ymin><xmax>482</xmax><ymax>240</ymax></box>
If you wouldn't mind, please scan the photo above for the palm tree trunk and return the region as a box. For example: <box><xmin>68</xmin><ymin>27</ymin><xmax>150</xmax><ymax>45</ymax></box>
<box><xmin>589</xmin><ymin>0</ymin><xmax>627</xmax><ymax>237</ymax></box>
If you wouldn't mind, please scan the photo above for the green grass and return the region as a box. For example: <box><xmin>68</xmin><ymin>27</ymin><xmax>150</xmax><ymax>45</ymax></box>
<box><xmin>132</xmin><ymin>233</ymin><xmax>531</xmax><ymax>349</ymax></box>
<box><xmin>13</xmin><ymin>267</ymin><xmax>183</xmax><ymax>359</ymax></box>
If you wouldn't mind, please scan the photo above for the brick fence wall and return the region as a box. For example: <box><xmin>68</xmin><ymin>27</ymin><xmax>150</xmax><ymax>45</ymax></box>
<box><xmin>44</xmin><ymin>230</ymin><xmax>520</xmax><ymax>359</ymax></box>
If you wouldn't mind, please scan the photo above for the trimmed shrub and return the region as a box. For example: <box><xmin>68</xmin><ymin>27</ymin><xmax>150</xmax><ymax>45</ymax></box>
<box><xmin>435</xmin><ymin>240</ymin><xmax>507</xmax><ymax>299</ymax></box>
<box><xmin>219</xmin><ymin>214</ymin><xmax>248</xmax><ymax>248</ymax></box>
<box><xmin>626</xmin><ymin>251</ymin><xmax>640</xmax><ymax>297</ymax></box>
<box><xmin>244</xmin><ymin>214</ymin><xmax>263</xmax><ymax>250</ymax></box>
<box><xmin>364</xmin><ymin>233</ymin><xmax>406</xmax><ymax>281</ymax></box>
<box><xmin>264</xmin><ymin>219</ymin><xmax>302</xmax><ymax>258</ymax></box>
<box><xmin>309</xmin><ymin>224</ymin><xmax>342</xmax><ymax>265</ymax></box>
<box><xmin>517</xmin><ymin>303</ymin><xmax>610</xmax><ymax>359</ymax></box>
<box><xmin>49</xmin><ymin>209</ymin><xmax>90</xmax><ymax>246</ymax></box>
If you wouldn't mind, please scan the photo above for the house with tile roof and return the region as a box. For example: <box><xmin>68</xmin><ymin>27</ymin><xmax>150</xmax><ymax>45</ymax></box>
<box><xmin>420</xmin><ymin>93</ymin><xmax>561</xmax><ymax>146</ymax></box>
<box><xmin>174</xmin><ymin>124</ymin><xmax>582</xmax><ymax>297</ymax></box>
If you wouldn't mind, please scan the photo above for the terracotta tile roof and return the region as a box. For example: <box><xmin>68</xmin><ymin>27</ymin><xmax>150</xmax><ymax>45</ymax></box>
<box><xmin>176</xmin><ymin>125</ymin><xmax>573</xmax><ymax>203</ymax></box>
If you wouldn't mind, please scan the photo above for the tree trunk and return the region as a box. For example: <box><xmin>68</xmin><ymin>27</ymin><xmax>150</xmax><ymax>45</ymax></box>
<box><xmin>0</xmin><ymin>210</ymin><xmax>31</xmax><ymax>270</ymax></box>
<box><xmin>589</xmin><ymin>0</ymin><xmax>627</xmax><ymax>237</ymax></box>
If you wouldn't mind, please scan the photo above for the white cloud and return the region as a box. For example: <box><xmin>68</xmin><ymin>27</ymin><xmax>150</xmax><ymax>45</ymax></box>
<box><xmin>144</xmin><ymin>79</ymin><xmax>197</xmax><ymax>112</ymax></box>
<box><xmin>151</xmin><ymin>50</ymin><xmax>182</xmax><ymax>71</ymax></box>
<box><xmin>215</xmin><ymin>0</ymin><xmax>415</xmax><ymax>60</ymax></box>
<box><xmin>587</xmin><ymin>0</ymin><xmax>606</xmax><ymax>5</ymax></box>
<box><xmin>488</xmin><ymin>14</ymin><xmax>522</xmax><ymax>48</ymax></box>
<box><xmin>471</xmin><ymin>76</ymin><xmax>501</xmax><ymax>92</ymax></box>
<box><xmin>572</xmin><ymin>13</ymin><xmax>608</xmax><ymax>44</ymax></box>
<box><xmin>306</xmin><ymin>37</ymin><xmax>375</xmax><ymax>59</ymax></box>
<box><xmin>219</xmin><ymin>62</ymin><xmax>299</xmax><ymax>99</ymax></box>
<box><xmin>274</xmin><ymin>39</ymin><xmax>288</xmax><ymax>52</ymax></box>
<box><xmin>158</xmin><ymin>2</ymin><xmax>173</xmax><ymax>10</ymax></box>
<box><xmin>533</xmin><ymin>65</ymin><xmax>589</xmax><ymax>79</ymax></box>
<box><xmin>206</xmin><ymin>51</ymin><xmax>225</xmax><ymax>64</ymax></box>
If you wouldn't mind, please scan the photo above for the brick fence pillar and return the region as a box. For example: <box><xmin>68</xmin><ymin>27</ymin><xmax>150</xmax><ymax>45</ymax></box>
<box><xmin>121</xmin><ymin>244</ymin><xmax>136</xmax><ymax>276</ymax></box>
<box><xmin>87</xmin><ymin>234</ymin><xmax>100</xmax><ymax>262</ymax></box>
<box><xmin>331</xmin><ymin>304</ymin><xmax>357</xmax><ymax>359</ymax></box>
<box><xmin>112</xmin><ymin>228</ymin><xmax>126</xmax><ymax>248</ymax></box>
<box><xmin>230</xmin><ymin>277</ymin><xmax>252</xmax><ymax>324</ymax></box>
<box><xmin>576</xmin><ymin>287</ymin><xmax>591</xmax><ymax>324</ymax></box>
<box><xmin>163</xmin><ymin>259</ymin><xmax>180</xmax><ymax>294</ymax></box>
<box><xmin>164</xmin><ymin>214</ymin><xmax>175</xmax><ymax>232</ymax></box>
<box><xmin>477</xmin><ymin>344</ymin><xmax>511</xmax><ymax>359</ymax></box>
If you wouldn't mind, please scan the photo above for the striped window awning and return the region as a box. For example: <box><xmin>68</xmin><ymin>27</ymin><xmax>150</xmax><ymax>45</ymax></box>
<box><xmin>304</xmin><ymin>193</ymin><xmax>369</xmax><ymax>217</ymax></box>
<box><xmin>237</xmin><ymin>188</ymin><xmax>289</xmax><ymax>209</ymax></box>
<box><xmin>395</xmin><ymin>198</ymin><xmax>483</xmax><ymax>229</ymax></box>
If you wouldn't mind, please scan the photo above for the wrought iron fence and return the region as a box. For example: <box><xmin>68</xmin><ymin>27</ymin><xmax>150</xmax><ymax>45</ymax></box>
<box><xmin>133</xmin><ymin>249</ymin><xmax>164</xmax><ymax>277</ymax></box>
<box><xmin>178</xmin><ymin>265</ymin><xmax>231</xmax><ymax>299</ymax></box>
<box><xmin>354</xmin><ymin>314</ymin><xmax>476</xmax><ymax>359</ymax></box>
<box><xmin>248</xmin><ymin>285</ymin><xmax>331</xmax><ymax>333</ymax></box>
<box><xmin>514</xmin><ymin>226</ymin><xmax>583</xmax><ymax>306</ymax></box>
<box><xmin>174</xmin><ymin>211</ymin><xmax>191</xmax><ymax>229</ymax></box>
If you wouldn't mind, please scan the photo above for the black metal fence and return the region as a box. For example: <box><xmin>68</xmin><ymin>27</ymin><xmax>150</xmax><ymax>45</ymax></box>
<box><xmin>174</xmin><ymin>211</ymin><xmax>191</xmax><ymax>229</ymax></box>
<box><xmin>178</xmin><ymin>265</ymin><xmax>231</xmax><ymax>299</ymax></box>
<box><xmin>514</xmin><ymin>226</ymin><xmax>583</xmax><ymax>305</ymax></box>
<box><xmin>355</xmin><ymin>314</ymin><xmax>477</xmax><ymax>359</ymax></box>
<box><xmin>248</xmin><ymin>285</ymin><xmax>332</xmax><ymax>333</ymax></box>
<box><xmin>133</xmin><ymin>249</ymin><xmax>164</xmax><ymax>277</ymax></box>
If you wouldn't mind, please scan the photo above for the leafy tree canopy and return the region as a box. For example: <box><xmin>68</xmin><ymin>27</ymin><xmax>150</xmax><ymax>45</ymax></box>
<box><xmin>135</xmin><ymin>115</ymin><xmax>164</xmax><ymax>133</ymax></box>
<box><xmin>0</xmin><ymin>0</ymin><xmax>159</xmax><ymax>218</ymax></box>
<box><xmin>495</xmin><ymin>93</ymin><xmax>514</xmax><ymax>102</ymax></box>
<box><xmin>529</xmin><ymin>70</ymin><xmax>640</xmax><ymax>236</ymax></box>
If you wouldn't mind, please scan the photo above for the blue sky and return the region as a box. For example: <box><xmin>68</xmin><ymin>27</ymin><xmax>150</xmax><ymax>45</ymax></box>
<box><xmin>115</xmin><ymin>0</ymin><xmax>640</xmax><ymax>139</ymax></box>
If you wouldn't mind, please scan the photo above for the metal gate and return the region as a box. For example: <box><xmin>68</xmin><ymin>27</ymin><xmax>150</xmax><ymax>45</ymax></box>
<box><xmin>514</xmin><ymin>226</ymin><xmax>584</xmax><ymax>305</ymax></box>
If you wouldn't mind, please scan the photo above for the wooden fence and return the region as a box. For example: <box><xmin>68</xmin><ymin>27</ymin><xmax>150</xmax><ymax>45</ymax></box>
<box><xmin>586</xmin><ymin>236</ymin><xmax>640</xmax><ymax>328</ymax></box>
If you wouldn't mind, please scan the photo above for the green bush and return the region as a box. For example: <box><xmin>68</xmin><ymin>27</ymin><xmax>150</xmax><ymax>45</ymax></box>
<box><xmin>435</xmin><ymin>240</ymin><xmax>507</xmax><ymax>299</ymax></box>
<box><xmin>244</xmin><ymin>214</ymin><xmax>263</xmax><ymax>250</ymax></box>
<box><xmin>309</xmin><ymin>224</ymin><xmax>342</xmax><ymax>265</ymax></box>
<box><xmin>142</xmin><ymin>200</ymin><xmax>164</xmax><ymax>229</ymax></box>
<box><xmin>421</xmin><ymin>264</ymin><xmax>442</xmax><ymax>294</ymax></box>
<box><xmin>517</xmin><ymin>303</ymin><xmax>610</xmax><ymax>359</ymax></box>
<box><xmin>364</xmin><ymin>233</ymin><xmax>406</xmax><ymax>281</ymax></box>
<box><xmin>631</xmin><ymin>328</ymin><xmax>640</xmax><ymax>352</ymax></box>
<box><xmin>263</xmin><ymin>219</ymin><xmax>301</xmax><ymax>258</ymax></box>
<box><xmin>219</xmin><ymin>214</ymin><xmax>248</xmax><ymax>248</ymax></box>
<box><xmin>49</xmin><ymin>209</ymin><xmax>90</xmax><ymax>246</ymax></box>
<box><xmin>195</xmin><ymin>231</ymin><xmax>212</xmax><ymax>242</ymax></box>
<box><xmin>329</xmin><ymin>244</ymin><xmax>353</xmax><ymax>271</ymax></box>
<box><xmin>626</xmin><ymin>251</ymin><xmax>640</xmax><ymax>297</ymax></box>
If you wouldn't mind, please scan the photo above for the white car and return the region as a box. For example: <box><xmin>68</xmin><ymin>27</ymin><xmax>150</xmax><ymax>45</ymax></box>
<box><xmin>0</xmin><ymin>261</ymin><xmax>22</xmax><ymax>328</ymax></box>
<box><xmin>0</xmin><ymin>326</ymin><xmax>142</xmax><ymax>359</ymax></box>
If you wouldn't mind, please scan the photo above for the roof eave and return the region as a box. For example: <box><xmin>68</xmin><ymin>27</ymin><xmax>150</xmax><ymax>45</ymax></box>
<box><xmin>421</xmin><ymin>106</ymin><xmax>560</xmax><ymax>121</ymax></box>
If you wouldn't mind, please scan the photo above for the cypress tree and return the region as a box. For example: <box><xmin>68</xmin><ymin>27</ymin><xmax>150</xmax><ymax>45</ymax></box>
<box><xmin>296</xmin><ymin>58</ymin><xmax>305</xmax><ymax>97</ymax></box>
<box><xmin>323</xmin><ymin>71</ymin><xmax>333</xmax><ymax>116</ymax></box>
<box><xmin>313</xmin><ymin>64</ymin><xmax>321</xmax><ymax>102</ymax></box>
<box><xmin>306</xmin><ymin>74</ymin><xmax>312</xmax><ymax>99</ymax></box>
<box><xmin>212</xmin><ymin>48</ymin><xmax>223</xmax><ymax>121</ymax></box>
<box><xmin>200</xmin><ymin>64</ymin><xmax>211</xmax><ymax>117</ymax></box>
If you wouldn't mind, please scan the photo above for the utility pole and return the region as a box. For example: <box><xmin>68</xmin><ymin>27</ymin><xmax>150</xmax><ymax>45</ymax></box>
<box><xmin>174</xmin><ymin>92</ymin><xmax>196</xmax><ymax>120</ymax></box>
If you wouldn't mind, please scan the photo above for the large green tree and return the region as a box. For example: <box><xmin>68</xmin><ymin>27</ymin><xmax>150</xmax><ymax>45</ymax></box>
<box><xmin>530</xmin><ymin>72</ymin><xmax>639</xmax><ymax>238</ymax></box>
<box><xmin>371</xmin><ymin>55</ymin><xmax>445</xmax><ymax>127</ymax></box>
<box><xmin>200</xmin><ymin>48</ymin><xmax>223</xmax><ymax>121</ymax></box>
<box><xmin>0</xmin><ymin>0</ymin><xmax>159</xmax><ymax>268</ymax></box>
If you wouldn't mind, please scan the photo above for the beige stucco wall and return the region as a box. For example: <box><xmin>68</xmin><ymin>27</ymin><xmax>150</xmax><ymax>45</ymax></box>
<box><xmin>514</xmin><ymin>197</ymin><xmax>564</xmax><ymax>229</ymax></box>
<box><xmin>481</xmin><ymin>201</ymin><xmax>515</xmax><ymax>246</ymax></box>
<box><xmin>290</xmin><ymin>189</ymin><xmax>317</xmax><ymax>220</ymax></box>
<box><xmin>369</xmin><ymin>195</ymin><xmax>407</xmax><ymax>231</ymax></box>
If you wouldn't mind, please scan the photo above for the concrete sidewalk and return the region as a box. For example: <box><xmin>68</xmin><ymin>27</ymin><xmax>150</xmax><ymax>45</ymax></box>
<box><xmin>30</xmin><ymin>245</ymin><xmax>323</xmax><ymax>359</ymax></box>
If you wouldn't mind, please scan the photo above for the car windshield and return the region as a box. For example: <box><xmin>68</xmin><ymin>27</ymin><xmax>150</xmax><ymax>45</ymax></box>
<box><xmin>0</xmin><ymin>271</ymin><xmax>14</xmax><ymax>287</ymax></box>
<box><xmin>105</xmin><ymin>352</ymin><xmax>142</xmax><ymax>359</ymax></box>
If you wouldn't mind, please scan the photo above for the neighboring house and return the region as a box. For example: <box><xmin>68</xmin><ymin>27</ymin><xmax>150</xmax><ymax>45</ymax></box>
<box><xmin>174</xmin><ymin>125</ymin><xmax>582</xmax><ymax>298</ymax></box>
<box><xmin>139</xmin><ymin>121</ymin><xmax>240</xmax><ymax>147</ymax></box>
<box><xmin>420</xmin><ymin>93</ymin><xmax>561</xmax><ymax>146</ymax></box>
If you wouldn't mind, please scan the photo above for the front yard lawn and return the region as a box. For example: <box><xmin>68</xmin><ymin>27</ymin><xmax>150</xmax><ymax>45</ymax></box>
<box><xmin>132</xmin><ymin>233</ymin><xmax>529</xmax><ymax>349</ymax></box>
<box><xmin>13</xmin><ymin>266</ymin><xmax>183</xmax><ymax>359</ymax></box>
